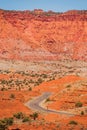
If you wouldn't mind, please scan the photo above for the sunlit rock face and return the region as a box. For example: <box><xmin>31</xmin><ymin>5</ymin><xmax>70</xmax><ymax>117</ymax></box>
<box><xmin>0</xmin><ymin>9</ymin><xmax>87</xmax><ymax>61</ymax></box>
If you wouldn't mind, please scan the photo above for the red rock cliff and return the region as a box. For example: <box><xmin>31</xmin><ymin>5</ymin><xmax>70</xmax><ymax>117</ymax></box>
<box><xmin>0</xmin><ymin>9</ymin><xmax>87</xmax><ymax>61</ymax></box>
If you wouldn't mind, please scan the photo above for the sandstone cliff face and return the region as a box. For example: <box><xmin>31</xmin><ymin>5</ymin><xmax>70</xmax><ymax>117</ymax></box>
<box><xmin>0</xmin><ymin>9</ymin><xmax>87</xmax><ymax>61</ymax></box>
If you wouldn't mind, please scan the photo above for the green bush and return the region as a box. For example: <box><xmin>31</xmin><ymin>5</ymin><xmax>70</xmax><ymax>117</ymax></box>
<box><xmin>0</xmin><ymin>120</ymin><xmax>7</xmax><ymax>130</ymax></box>
<box><xmin>22</xmin><ymin>116</ymin><xmax>30</xmax><ymax>122</ymax></box>
<box><xmin>13</xmin><ymin>112</ymin><xmax>24</xmax><ymax>119</ymax></box>
<box><xmin>5</xmin><ymin>117</ymin><xmax>13</xmax><ymax>125</ymax></box>
<box><xmin>30</xmin><ymin>112</ymin><xmax>38</xmax><ymax>120</ymax></box>
<box><xmin>0</xmin><ymin>117</ymin><xmax>13</xmax><ymax>130</ymax></box>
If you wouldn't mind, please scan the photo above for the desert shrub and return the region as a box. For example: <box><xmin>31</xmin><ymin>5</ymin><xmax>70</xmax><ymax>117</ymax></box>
<box><xmin>4</xmin><ymin>117</ymin><xmax>13</xmax><ymax>125</ymax></box>
<box><xmin>22</xmin><ymin>116</ymin><xmax>30</xmax><ymax>122</ymax></box>
<box><xmin>30</xmin><ymin>112</ymin><xmax>38</xmax><ymax>120</ymax></box>
<box><xmin>0</xmin><ymin>119</ymin><xmax>7</xmax><ymax>130</ymax></box>
<box><xmin>45</xmin><ymin>98</ymin><xmax>50</xmax><ymax>102</ymax></box>
<box><xmin>0</xmin><ymin>87</ymin><xmax>6</xmax><ymax>91</ymax></box>
<box><xmin>34</xmin><ymin>82</ymin><xmax>39</xmax><ymax>86</ymax></box>
<box><xmin>66</xmin><ymin>84</ymin><xmax>71</xmax><ymax>88</ymax></box>
<box><xmin>52</xmin><ymin>77</ymin><xmax>55</xmax><ymax>80</ymax></box>
<box><xmin>37</xmin><ymin>78</ymin><xmax>43</xmax><ymax>84</ymax></box>
<box><xmin>42</xmin><ymin>74</ymin><xmax>47</xmax><ymax>78</ymax></box>
<box><xmin>28</xmin><ymin>87</ymin><xmax>32</xmax><ymax>91</ymax></box>
<box><xmin>0</xmin><ymin>80</ymin><xmax>6</xmax><ymax>85</ymax></box>
<box><xmin>13</xmin><ymin>112</ymin><xmax>24</xmax><ymax>119</ymax></box>
<box><xmin>8</xmin><ymin>80</ymin><xmax>13</xmax><ymax>84</ymax></box>
<box><xmin>75</xmin><ymin>101</ymin><xmax>83</xmax><ymax>107</ymax></box>
<box><xmin>69</xmin><ymin>120</ymin><xmax>78</xmax><ymax>125</ymax></box>
<box><xmin>5</xmin><ymin>70</ymin><xmax>10</xmax><ymax>74</ymax></box>
<box><xmin>0</xmin><ymin>117</ymin><xmax>13</xmax><ymax>130</ymax></box>
<box><xmin>34</xmin><ymin>78</ymin><xmax>43</xmax><ymax>86</ymax></box>
<box><xmin>10</xmin><ymin>94</ymin><xmax>15</xmax><ymax>99</ymax></box>
<box><xmin>81</xmin><ymin>111</ymin><xmax>84</xmax><ymax>115</ymax></box>
<box><xmin>29</xmin><ymin>79</ymin><xmax>34</xmax><ymax>83</ymax></box>
<box><xmin>31</xmin><ymin>74</ymin><xmax>35</xmax><ymax>77</ymax></box>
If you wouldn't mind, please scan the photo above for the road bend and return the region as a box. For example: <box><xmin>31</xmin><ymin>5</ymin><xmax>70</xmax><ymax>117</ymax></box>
<box><xmin>25</xmin><ymin>92</ymin><xmax>75</xmax><ymax>116</ymax></box>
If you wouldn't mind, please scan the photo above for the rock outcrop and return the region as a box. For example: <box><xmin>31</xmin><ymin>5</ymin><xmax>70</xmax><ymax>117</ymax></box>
<box><xmin>0</xmin><ymin>9</ymin><xmax>87</xmax><ymax>61</ymax></box>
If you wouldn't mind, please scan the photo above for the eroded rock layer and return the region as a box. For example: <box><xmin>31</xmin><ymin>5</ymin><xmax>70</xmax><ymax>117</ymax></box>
<box><xmin>0</xmin><ymin>9</ymin><xmax>87</xmax><ymax>61</ymax></box>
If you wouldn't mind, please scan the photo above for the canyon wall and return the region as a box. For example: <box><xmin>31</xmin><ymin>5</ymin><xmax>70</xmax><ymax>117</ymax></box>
<box><xmin>0</xmin><ymin>9</ymin><xmax>87</xmax><ymax>61</ymax></box>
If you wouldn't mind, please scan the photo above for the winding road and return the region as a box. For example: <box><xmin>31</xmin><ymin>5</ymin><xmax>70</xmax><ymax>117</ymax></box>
<box><xmin>25</xmin><ymin>92</ymin><xmax>75</xmax><ymax>116</ymax></box>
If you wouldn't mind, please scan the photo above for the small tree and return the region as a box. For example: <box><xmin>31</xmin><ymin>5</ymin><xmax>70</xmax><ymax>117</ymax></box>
<box><xmin>30</xmin><ymin>112</ymin><xmax>38</xmax><ymax>120</ymax></box>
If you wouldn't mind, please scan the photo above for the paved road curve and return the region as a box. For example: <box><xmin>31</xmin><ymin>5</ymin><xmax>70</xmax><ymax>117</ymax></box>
<box><xmin>25</xmin><ymin>92</ymin><xmax>75</xmax><ymax>116</ymax></box>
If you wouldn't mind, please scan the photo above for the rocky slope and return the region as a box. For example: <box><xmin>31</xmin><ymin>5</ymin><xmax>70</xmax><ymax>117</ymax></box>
<box><xmin>0</xmin><ymin>9</ymin><xmax>87</xmax><ymax>61</ymax></box>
